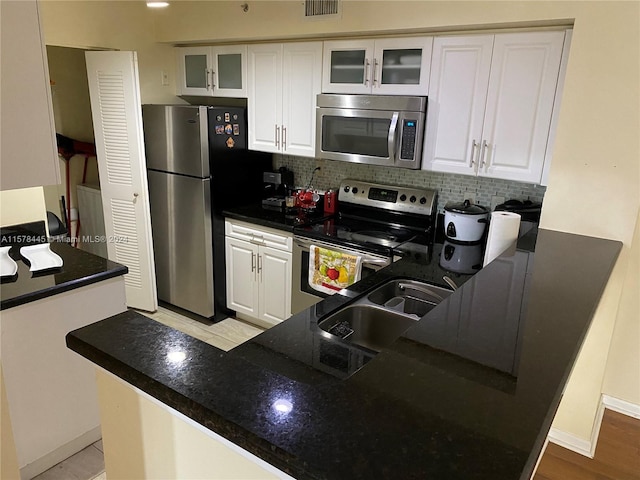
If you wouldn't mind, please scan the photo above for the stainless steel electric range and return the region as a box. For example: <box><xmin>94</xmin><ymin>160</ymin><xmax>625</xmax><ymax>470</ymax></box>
<box><xmin>291</xmin><ymin>179</ymin><xmax>438</xmax><ymax>313</ymax></box>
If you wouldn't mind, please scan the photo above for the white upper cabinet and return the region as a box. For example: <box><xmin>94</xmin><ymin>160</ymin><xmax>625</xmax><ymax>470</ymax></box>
<box><xmin>423</xmin><ymin>35</ymin><xmax>494</xmax><ymax>177</ymax></box>
<box><xmin>322</xmin><ymin>37</ymin><xmax>433</xmax><ymax>95</ymax></box>
<box><xmin>423</xmin><ymin>31</ymin><xmax>567</xmax><ymax>184</ymax></box>
<box><xmin>248</xmin><ymin>42</ymin><xmax>322</xmax><ymax>157</ymax></box>
<box><xmin>1</xmin><ymin>0</ymin><xmax>60</xmax><ymax>190</ymax></box>
<box><xmin>176</xmin><ymin>45</ymin><xmax>247</xmax><ymax>97</ymax></box>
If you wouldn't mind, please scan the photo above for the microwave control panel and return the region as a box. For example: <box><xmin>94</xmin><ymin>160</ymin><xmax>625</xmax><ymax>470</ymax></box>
<box><xmin>400</xmin><ymin>120</ymin><xmax>418</xmax><ymax>160</ymax></box>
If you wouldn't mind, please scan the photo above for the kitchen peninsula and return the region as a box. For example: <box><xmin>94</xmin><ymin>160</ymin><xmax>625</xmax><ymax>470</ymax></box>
<box><xmin>66</xmin><ymin>226</ymin><xmax>621</xmax><ymax>480</ymax></box>
<box><xmin>1</xmin><ymin>221</ymin><xmax>128</xmax><ymax>479</ymax></box>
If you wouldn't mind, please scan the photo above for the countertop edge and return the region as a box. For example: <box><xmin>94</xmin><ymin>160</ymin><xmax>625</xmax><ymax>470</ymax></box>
<box><xmin>1</xmin><ymin>264</ymin><xmax>127</xmax><ymax>311</ymax></box>
<box><xmin>520</xmin><ymin>234</ymin><xmax>623</xmax><ymax>479</ymax></box>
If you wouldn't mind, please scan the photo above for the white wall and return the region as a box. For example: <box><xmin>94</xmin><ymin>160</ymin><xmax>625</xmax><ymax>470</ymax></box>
<box><xmin>603</xmin><ymin>210</ymin><xmax>640</xmax><ymax>405</ymax></box>
<box><xmin>38</xmin><ymin>0</ymin><xmax>640</xmax><ymax>450</ymax></box>
<box><xmin>96</xmin><ymin>370</ymin><xmax>290</xmax><ymax>479</ymax></box>
<box><xmin>0</xmin><ymin>188</ymin><xmax>47</xmax><ymax>229</ymax></box>
<box><xmin>40</xmin><ymin>0</ymin><xmax>180</xmax><ymax>105</ymax></box>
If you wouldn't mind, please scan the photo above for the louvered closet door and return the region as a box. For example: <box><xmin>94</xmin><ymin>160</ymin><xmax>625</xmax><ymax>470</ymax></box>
<box><xmin>85</xmin><ymin>51</ymin><xmax>158</xmax><ymax>312</ymax></box>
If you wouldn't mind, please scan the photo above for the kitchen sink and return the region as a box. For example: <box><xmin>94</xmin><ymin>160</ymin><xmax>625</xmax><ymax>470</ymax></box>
<box><xmin>318</xmin><ymin>279</ymin><xmax>453</xmax><ymax>352</ymax></box>
<box><xmin>319</xmin><ymin>305</ymin><xmax>420</xmax><ymax>352</ymax></box>
<box><xmin>367</xmin><ymin>279</ymin><xmax>452</xmax><ymax>317</ymax></box>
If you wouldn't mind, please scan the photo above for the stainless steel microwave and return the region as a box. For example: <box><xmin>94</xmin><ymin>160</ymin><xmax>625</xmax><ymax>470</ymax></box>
<box><xmin>316</xmin><ymin>94</ymin><xmax>427</xmax><ymax>169</ymax></box>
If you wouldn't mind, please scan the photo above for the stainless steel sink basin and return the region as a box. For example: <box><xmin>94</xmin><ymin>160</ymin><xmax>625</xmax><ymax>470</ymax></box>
<box><xmin>318</xmin><ymin>279</ymin><xmax>453</xmax><ymax>352</ymax></box>
<box><xmin>319</xmin><ymin>305</ymin><xmax>419</xmax><ymax>352</ymax></box>
<box><xmin>367</xmin><ymin>279</ymin><xmax>453</xmax><ymax>317</ymax></box>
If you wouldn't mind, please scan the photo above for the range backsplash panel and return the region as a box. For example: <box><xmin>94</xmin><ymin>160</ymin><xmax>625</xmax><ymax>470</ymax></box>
<box><xmin>274</xmin><ymin>154</ymin><xmax>546</xmax><ymax>213</ymax></box>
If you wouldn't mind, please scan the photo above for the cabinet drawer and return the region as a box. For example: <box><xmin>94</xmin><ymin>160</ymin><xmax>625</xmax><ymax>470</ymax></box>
<box><xmin>225</xmin><ymin>219</ymin><xmax>292</xmax><ymax>252</ymax></box>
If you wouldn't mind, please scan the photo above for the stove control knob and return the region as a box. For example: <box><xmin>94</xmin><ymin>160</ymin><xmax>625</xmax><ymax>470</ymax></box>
<box><xmin>410</xmin><ymin>195</ymin><xmax>417</xmax><ymax>203</ymax></box>
<box><xmin>399</xmin><ymin>194</ymin><xmax>407</xmax><ymax>202</ymax></box>
<box><xmin>420</xmin><ymin>197</ymin><xmax>427</xmax><ymax>204</ymax></box>
<box><xmin>352</xmin><ymin>187</ymin><xmax>359</xmax><ymax>194</ymax></box>
<box><xmin>344</xmin><ymin>186</ymin><xmax>350</xmax><ymax>193</ymax></box>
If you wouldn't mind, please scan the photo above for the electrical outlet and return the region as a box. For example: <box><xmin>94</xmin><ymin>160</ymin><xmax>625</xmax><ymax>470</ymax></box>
<box><xmin>491</xmin><ymin>195</ymin><xmax>506</xmax><ymax>211</ymax></box>
<box><xmin>161</xmin><ymin>70</ymin><xmax>169</xmax><ymax>86</ymax></box>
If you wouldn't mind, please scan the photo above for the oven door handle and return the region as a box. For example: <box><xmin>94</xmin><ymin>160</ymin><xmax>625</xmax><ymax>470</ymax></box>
<box><xmin>387</xmin><ymin>112</ymin><xmax>399</xmax><ymax>162</ymax></box>
<box><xmin>294</xmin><ymin>237</ymin><xmax>391</xmax><ymax>269</ymax></box>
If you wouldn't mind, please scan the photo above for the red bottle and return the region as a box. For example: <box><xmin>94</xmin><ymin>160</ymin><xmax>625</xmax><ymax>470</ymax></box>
<box><xmin>324</xmin><ymin>189</ymin><xmax>338</xmax><ymax>214</ymax></box>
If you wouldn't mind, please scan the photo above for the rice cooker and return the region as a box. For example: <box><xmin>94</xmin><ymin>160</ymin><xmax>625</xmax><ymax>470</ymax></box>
<box><xmin>439</xmin><ymin>240</ymin><xmax>483</xmax><ymax>274</ymax></box>
<box><xmin>443</xmin><ymin>200</ymin><xmax>489</xmax><ymax>243</ymax></box>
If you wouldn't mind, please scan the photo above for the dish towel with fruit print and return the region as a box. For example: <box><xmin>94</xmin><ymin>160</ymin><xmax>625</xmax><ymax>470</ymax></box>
<box><xmin>309</xmin><ymin>245</ymin><xmax>362</xmax><ymax>295</ymax></box>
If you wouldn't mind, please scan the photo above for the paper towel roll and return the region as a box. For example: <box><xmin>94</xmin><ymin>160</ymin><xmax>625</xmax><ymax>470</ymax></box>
<box><xmin>483</xmin><ymin>212</ymin><xmax>521</xmax><ymax>267</ymax></box>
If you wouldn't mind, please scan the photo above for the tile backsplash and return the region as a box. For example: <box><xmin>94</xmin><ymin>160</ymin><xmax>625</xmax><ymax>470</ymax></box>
<box><xmin>274</xmin><ymin>155</ymin><xmax>546</xmax><ymax>213</ymax></box>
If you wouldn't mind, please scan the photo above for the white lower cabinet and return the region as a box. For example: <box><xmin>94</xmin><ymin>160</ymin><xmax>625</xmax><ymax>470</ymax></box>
<box><xmin>225</xmin><ymin>220</ymin><xmax>292</xmax><ymax>327</ymax></box>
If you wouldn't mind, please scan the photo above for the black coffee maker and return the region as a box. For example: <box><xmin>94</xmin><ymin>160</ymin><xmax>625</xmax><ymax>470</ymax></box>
<box><xmin>262</xmin><ymin>167</ymin><xmax>294</xmax><ymax>209</ymax></box>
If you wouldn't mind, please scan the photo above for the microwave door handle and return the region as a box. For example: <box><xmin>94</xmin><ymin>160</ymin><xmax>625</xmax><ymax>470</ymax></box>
<box><xmin>388</xmin><ymin>112</ymin><xmax>399</xmax><ymax>161</ymax></box>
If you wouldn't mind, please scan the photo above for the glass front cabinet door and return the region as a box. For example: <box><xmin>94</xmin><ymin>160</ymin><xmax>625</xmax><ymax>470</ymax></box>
<box><xmin>322</xmin><ymin>37</ymin><xmax>433</xmax><ymax>95</ymax></box>
<box><xmin>176</xmin><ymin>45</ymin><xmax>247</xmax><ymax>97</ymax></box>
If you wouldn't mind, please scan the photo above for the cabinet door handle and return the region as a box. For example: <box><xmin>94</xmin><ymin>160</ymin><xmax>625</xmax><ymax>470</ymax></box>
<box><xmin>211</xmin><ymin>70</ymin><xmax>216</xmax><ymax>90</ymax></box>
<box><xmin>257</xmin><ymin>254</ymin><xmax>262</xmax><ymax>275</ymax></box>
<box><xmin>364</xmin><ymin>59</ymin><xmax>370</xmax><ymax>86</ymax></box>
<box><xmin>275</xmin><ymin>125</ymin><xmax>280</xmax><ymax>149</ymax></box>
<box><xmin>479</xmin><ymin>140</ymin><xmax>489</xmax><ymax>170</ymax></box>
<box><xmin>372</xmin><ymin>59</ymin><xmax>379</xmax><ymax>86</ymax></box>
<box><xmin>206</xmin><ymin>68</ymin><xmax>212</xmax><ymax>90</ymax></box>
<box><xmin>251</xmin><ymin>252</ymin><xmax>256</xmax><ymax>272</ymax></box>
<box><xmin>469</xmin><ymin>140</ymin><xmax>478</xmax><ymax>168</ymax></box>
<box><xmin>282</xmin><ymin>126</ymin><xmax>287</xmax><ymax>150</ymax></box>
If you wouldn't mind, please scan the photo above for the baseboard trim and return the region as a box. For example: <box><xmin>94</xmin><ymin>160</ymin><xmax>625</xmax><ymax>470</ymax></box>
<box><xmin>19</xmin><ymin>426</ymin><xmax>101</xmax><ymax>480</ymax></box>
<box><xmin>602</xmin><ymin>394</ymin><xmax>640</xmax><ymax>419</ymax></box>
<box><xmin>548</xmin><ymin>395</ymin><xmax>640</xmax><ymax>458</ymax></box>
<box><xmin>548</xmin><ymin>399</ymin><xmax>605</xmax><ymax>458</ymax></box>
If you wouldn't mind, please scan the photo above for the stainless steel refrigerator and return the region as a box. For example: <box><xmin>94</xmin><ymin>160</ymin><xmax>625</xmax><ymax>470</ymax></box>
<box><xmin>142</xmin><ymin>104</ymin><xmax>271</xmax><ymax>320</ymax></box>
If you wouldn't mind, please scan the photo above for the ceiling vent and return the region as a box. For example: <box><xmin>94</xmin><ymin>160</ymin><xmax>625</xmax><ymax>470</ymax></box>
<box><xmin>304</xmin><ymin>0</ymin><xmax>341</xmax><ymax>19</ymax></box>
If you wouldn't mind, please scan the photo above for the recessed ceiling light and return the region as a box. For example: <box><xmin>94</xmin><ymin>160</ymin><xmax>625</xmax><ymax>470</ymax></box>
<box><xmin>147</xmin><ymin>2</ymin><xmax>169</xmax><ymax>8</ymax></box>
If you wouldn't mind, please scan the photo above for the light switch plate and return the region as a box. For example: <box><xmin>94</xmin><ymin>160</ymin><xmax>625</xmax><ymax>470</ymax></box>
<box><xmin>491</xmin><ymin>195</ymin><xmax>505</xmax><ymax>211</ymax></box>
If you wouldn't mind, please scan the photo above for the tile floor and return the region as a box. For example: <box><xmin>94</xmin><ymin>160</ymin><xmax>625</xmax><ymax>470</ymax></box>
<box><xmin>32</xmin><ymin>306</ymin><xmax>264</xmax><ymax>480</ymax></box>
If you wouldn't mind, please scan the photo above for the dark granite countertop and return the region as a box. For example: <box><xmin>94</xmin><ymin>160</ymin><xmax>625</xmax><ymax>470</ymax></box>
<box><xmin>223</xmin><ymin>202</ymin><xmax>333</xmax><ymax>232</ymax></box>
<box><xmin>1</xmin><ymin>222</ymin><xmax>127</xmax><ymax>310</ymax></box>
<box><xmin>66</xmin><ymin>228</ymin><xmax>621</xmax><ymax>479</ymax></box>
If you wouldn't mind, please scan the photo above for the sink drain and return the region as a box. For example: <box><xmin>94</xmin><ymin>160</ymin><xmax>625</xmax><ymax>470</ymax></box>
<box><xmin>328</xmin><ymin>321</ymin><xmax>355</xmax><ymax>339</ymax></box>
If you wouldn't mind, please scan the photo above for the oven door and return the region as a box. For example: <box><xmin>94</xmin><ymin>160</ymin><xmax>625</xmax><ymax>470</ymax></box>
<box><xmin>291</xmin><ymin>236</ymin><xmax>392</xmax><ymax>315</ymax></box>
<box><xmin>316</xmin><ymin>108</ymin><xmax>423</xmax><ymax>169</ymax></box>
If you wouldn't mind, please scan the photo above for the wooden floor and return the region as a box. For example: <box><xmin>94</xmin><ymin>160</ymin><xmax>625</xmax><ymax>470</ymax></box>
<box><xmin>535</xmin><ymin>409</ymin><xmax>640</xmax><ymax>480</ymax></box>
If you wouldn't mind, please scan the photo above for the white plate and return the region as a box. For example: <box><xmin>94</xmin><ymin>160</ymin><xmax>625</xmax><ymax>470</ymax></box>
<box><xmin>20</xmin><ymin>244</ymin><xmax>63</xmax><ymax>272</ymax></box>
<box><xmin>0</xmin><ymin>246</ymin><xmax>18</xmax><ymax>277</ymax></box>
<box><xmin>399</xmin><ymin>55</ymin><xmax>421</xmax><ymax>65</ymax></box>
